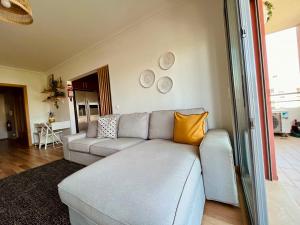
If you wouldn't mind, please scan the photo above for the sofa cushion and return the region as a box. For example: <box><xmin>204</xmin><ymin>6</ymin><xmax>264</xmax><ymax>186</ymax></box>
<box><xmin>90</xmin><ymin>138</ymin><xmax>145</xmax><ymax>157</ymax></box>
<box><xmin>58</xmin><ymin>139</ymin><xmax>201</xmax><ymax>225</ymax></box>
<box><xmin>118</xmin><ymin>112</ymin><xmax>150</xmax><ymax>139</ymax></box>
<box><xmin>86</xmin><ymin>121</ymin><xmax>98</xmax><ymax>138</ymax></box>
<box><xmin>68</xmin><ymin>138</ymin><xmax>108</xmax><ymax>153</ymax></box>
<box><xmin>149</xmin><ymin>108</ymin><xmax>206</xmax><ymax>140</ymax></box>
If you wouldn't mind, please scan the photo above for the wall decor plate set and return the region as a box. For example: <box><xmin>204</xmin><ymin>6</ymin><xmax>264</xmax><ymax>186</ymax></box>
<box><xmin>139</xmin><ymin>51</ymin><xmax>175</xmax><ymax>94</ymax></box>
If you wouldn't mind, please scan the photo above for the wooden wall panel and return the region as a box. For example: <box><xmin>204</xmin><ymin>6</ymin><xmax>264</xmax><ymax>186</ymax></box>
<box><xmin>98</xmin><ymin>65</ymin><xmax>113</xmax><ymax>116</ymax></box>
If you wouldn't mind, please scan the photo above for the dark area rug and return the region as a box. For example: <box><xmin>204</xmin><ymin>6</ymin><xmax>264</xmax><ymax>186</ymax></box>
<box><xmin>0</xmin><ymin>160</ymin><xmax>84</xmax><ymax>225</ymax></box>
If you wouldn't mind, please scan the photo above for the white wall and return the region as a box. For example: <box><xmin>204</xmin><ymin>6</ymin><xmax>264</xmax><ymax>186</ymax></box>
<box><xmin>0</xmin><ymin>94</ymin><xmax>8</xmax><ymax>139</ymax></box>
<box><xmin>266</xmin><ymin>28</ymin><xmax>300</xmax><ymax>95</ymax></box>
<box><xmin>49</xmin><ymin>0</ymin><xmax>233</xmax><ymax>134</ymax></box>
<box><xmin>0</xmin><ymin>66</ymin><xmax>50</xmax><ymax>143</ymax></box>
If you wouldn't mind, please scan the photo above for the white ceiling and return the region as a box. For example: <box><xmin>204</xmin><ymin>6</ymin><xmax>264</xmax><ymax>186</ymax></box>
<box><xmin>0</xmin><ymin>0</ymin><xmax>175</xmax><ymax>71</ymax></box>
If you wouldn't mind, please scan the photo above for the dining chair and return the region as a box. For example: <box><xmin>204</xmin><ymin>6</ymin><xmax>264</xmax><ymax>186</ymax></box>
<box><xmin>38</xmin><ymin>122</ymin><xmax>68</xmax><ymax>150</ymax></box>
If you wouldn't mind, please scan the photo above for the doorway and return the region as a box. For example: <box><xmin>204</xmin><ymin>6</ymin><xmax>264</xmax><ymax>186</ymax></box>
<box><xmin>0</xmin><ymin>84</ymin><xmax>31</xmax><ymax>147</ymax></box>
<box><xmin>266</xmin><ymin>23</ymin><xmax>300</xmax><ymax>206</ymax></box>
<box><xmin>72</xmin><ymin>73</ymin><xmax>100</xmax><ymax>133</ymax></box>
<box><xmin>71</xmin><ymin>65</ymin><xmax>113</xmax><ymax>133</ymax></box>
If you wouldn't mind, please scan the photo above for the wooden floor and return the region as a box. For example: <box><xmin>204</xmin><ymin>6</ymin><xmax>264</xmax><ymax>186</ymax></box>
<box><xmin>0</xmin><ymin>139</ymin><xmax>63</xmax><ymax>179</ymax></box>
<box><xmin>0</xmin><ymin>139</ymin><xmax>245</xmax><ymax>225</ymax></box>
<box><xmin>202</xmin><ymin>201</ymin><xmax>244</xmax><ymax>225</ymax></box>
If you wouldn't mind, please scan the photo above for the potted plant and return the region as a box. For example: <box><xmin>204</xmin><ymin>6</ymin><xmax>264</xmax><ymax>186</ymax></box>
<box><xmin>42</xmin><ymin>75</ymin><xmax>66</xmax><ymax>109</ymax></box>
<box><xmin>264</xmin><ymin>1</ymin><xmax>274</xmax><ymax>23</ymax></box>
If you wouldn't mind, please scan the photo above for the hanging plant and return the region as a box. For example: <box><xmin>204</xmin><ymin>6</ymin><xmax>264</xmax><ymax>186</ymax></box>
<box><xmin>264</xmin><ymin>1</ymin><xmax>274</xmax><ymax>23</ymax></box>
<box><xmin>42</xmin><ymin>75</ymin><xmax>66</xmax><ymax>109</ymax></box>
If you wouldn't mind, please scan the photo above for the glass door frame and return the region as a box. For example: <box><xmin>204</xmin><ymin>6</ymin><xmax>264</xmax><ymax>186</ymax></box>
<box><xmin>224</xmin><ymin>0</ymin><xmax>269</xmax><ymax>224</ymax></box>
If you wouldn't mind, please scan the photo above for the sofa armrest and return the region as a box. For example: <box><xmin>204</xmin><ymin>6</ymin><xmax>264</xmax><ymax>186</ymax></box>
<box><xmin>200</xmin><ymin>129</ymin><xmax>239</xmax><ymax>206</ymax></box>
<box><xmin>64</xmin><ymin>132</ymin><xmax>87</xmax><ymax>143</ymax></box>
<box><xmin>63</xmin><ymin>132</ymin><xmax>87</xmax><ymax>160</ymax></box>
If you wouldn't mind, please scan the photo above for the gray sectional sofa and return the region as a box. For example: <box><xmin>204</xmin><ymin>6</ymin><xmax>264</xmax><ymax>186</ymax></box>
<box><xmin>58</xmin><ymin>108</ymin><xmax>238</xmax><ymax>225</ymax></box>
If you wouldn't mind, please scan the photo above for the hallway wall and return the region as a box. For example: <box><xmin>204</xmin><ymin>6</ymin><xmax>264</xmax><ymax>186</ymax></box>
<box><xmin>3</xmin><ymin>92</ymin><xmax>18</xmax><ymax>139</ymax></box>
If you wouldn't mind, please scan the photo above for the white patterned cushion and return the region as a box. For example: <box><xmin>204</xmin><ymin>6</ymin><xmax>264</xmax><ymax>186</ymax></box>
<box><xmin>97</xmin><ymin>116</ymin><xmax>118</xmax><ymax>139</ymax></box>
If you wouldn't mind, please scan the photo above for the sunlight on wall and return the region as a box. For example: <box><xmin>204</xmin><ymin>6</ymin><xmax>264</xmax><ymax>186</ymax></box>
<box><xmin>266</xmin><ymin>27</ymin><xmax>300</xmax><ymax>109</ymax></box>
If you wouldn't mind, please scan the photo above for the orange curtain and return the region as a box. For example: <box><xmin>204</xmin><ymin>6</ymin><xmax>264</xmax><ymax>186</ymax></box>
<box><xmin>98</xmin><ymin>65</ymin><xmax>113</xmax><ymax>116</ymax></box>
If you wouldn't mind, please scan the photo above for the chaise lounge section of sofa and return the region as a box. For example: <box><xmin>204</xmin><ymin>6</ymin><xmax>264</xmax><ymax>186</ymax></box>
<box><xmin>58</xmin><ymin>108</ymin><xmax>238</xmax><ymax>225</ymax></box>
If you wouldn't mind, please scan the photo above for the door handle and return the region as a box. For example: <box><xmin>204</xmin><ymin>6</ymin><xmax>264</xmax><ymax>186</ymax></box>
<box><xmin>249</xmin><ymin>118</ymin><xmax>255</xmax><ymax>129</ymax></box>
<box><xmin>241</xmin><ymin>28</ymin><xmax>247</xmax><ymax>38</ymax></box>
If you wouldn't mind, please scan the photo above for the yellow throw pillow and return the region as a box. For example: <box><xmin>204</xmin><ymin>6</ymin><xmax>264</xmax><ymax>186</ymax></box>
<box><xmin>173</xmin><ymin>112</ymin><xmax>208</xmax><ymax>146</ymax></box>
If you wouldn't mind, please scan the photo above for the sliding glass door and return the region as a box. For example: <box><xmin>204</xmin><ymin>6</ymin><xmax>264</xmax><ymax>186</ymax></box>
<box><xmin>224</xmin><ymin>0</ymin><xmax>268</xmax><ymax>224</ymax></box>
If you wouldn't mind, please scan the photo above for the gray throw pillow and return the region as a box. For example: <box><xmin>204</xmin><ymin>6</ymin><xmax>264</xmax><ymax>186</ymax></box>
<box><xmin>118</xmin><ymin>113</ymin><xmax>150</xmax><ymax>139</ymax></box>
<box><xmin>86</xmin><ymin>121</ymin><xmax>98</xmax><ymax>138</ymax></box>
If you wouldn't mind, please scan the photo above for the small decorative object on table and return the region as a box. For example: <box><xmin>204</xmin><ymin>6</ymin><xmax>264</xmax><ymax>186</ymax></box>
<box><xmin>48</xmin><ymin>112</ymin><xmax>55</xmax><ymax>123</ymax></box>
<box><xmin>42</xmin><ymin>75</ymin><xmax>66</xmax><ymax>109</ymax></box>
